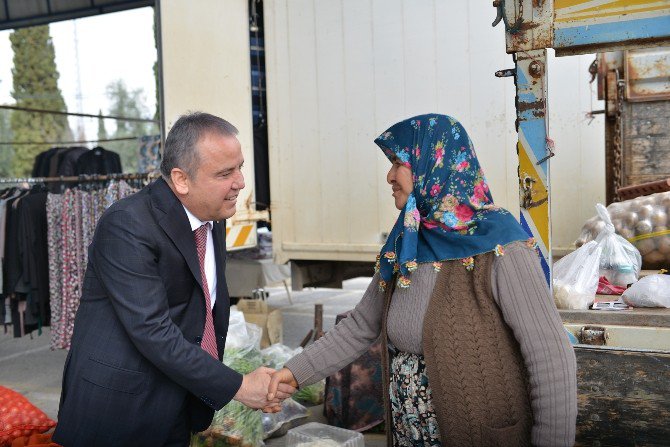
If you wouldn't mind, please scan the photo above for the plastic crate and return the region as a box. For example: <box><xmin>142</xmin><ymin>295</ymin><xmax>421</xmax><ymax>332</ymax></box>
<box><xmin>286</xmin><ymin>422</ymin><xmax>365</xmax><ymax>447</ymax></box>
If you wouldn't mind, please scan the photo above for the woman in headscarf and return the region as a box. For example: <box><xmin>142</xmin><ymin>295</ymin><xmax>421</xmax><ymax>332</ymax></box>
<box><xmin>268</xmin><ymin>114</ymin><xmax>577</xmax><ymax>447</ymax></box>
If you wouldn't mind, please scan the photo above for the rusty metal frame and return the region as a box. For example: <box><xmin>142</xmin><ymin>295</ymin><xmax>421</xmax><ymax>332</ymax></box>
<box><xmin>515</xmin><ymin>49</ymin><xmax>552</xmax><ymax>284</ymax></box>
<box><xmin>502</xmin><ymin>0</ymin><xmax>554</xmax><ymax>54</ymax></box>
<box><xmin>624</xmin><ymin>47</ymin><xmax>670</xmax><ymax>102</ymax></box>
<box><xmin>553</xmin><ymin>0</ymin><xmax>670</xmax><ymax>56</ymax></box>
<box><xmin>496</xmin><ymin>0</ymin><xmax>670</xmax><ymax>285</ymax></box>
<box><xmin>497</xmin><ymin>0</ymin><xmax>670</xmax><ymax>55</ymax></box>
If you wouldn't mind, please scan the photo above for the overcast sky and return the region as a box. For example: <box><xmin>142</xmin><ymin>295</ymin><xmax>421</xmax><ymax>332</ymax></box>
<box><xmin>0</xmin><ymin>7</ymin><xmax>157</xmax><ymax>142</ymax></box>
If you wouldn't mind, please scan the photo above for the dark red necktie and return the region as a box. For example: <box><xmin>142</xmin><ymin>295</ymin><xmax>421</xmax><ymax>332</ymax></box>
<box><xmin>194</xmin><ymin>223</ymin><xmax>218</xmax><ymax>358</ymax></box>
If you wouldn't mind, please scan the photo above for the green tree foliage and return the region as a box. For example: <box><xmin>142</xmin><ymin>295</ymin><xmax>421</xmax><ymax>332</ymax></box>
<box><xmin>0</xmin><ymin>109</ymin><xmax>13</xmax><ymax>177</ymax></box>
<box><xmin>152</xmin><ymin>13</ymin><xmax>160</xmax><ymax>123</ymax></box>
<box><xmin>105</xmin><ymin>79</ymin><xmax>158</xmax><ymax>172</ymax></box>
<box><xmin>9</xmin><ymin>25</ymin><xmax>72</xmax><ymax>176</ymax></box>
<box><xmin>97</xmin><ymin>109</ymin><xmax>108</xmax><ymax>141</ymax></box>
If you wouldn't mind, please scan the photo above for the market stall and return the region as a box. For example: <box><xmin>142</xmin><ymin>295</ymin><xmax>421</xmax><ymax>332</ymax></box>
<box><xmin>494</xmin><ymin>0</ymin><xmax>670</xmax><ymax>442</ymax></box>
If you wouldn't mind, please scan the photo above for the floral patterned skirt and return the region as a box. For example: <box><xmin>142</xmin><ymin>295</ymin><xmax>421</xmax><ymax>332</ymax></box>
<box><xmin>389</xmin><ymin>350</ymin><xmax>442</xmax><ymax>446</ymax></box>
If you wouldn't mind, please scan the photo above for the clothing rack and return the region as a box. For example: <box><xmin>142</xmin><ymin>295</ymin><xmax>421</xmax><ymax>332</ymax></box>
<box><xmin>0</xmin><ymin>171</ymin><xmax>161</xmax><ymax>185</ymax></box>
<box><xmin>0</xmin><ymin>136</ymin><xmax>140</xmax><ymax>145</ymax></box>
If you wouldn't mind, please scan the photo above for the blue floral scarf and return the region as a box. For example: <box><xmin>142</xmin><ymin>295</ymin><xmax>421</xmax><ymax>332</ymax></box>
<box><xmin>374</xmin><ymin>114</ymin><xmax>533</xmax><ymax>289</ymax></box>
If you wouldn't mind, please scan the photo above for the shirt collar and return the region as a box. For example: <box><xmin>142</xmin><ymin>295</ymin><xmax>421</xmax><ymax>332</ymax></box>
<box><xmin>182</xmin><ymin>205</ymin><xmax>213</xmax><ymax>232</ymax></box>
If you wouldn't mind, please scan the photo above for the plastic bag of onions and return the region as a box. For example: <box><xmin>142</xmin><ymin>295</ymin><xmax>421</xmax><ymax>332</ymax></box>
<box><xmin>592</xmin><ymin>203</ymin><xmax>642</xmax><ymax>286</ymax></box>
<box><xmin>575</xmin><ymin>192</ymin><xmax>670</xmax><ymax>270</ymax></box>
<box><xmin>553</xmin><ymin>241</ymin><xmax>602</xmax><ymax>309</ymax></box>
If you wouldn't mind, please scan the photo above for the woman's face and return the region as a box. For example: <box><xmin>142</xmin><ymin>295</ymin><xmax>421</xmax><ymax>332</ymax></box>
<box><xmin>387</xmin><ymin>157</ymin><xmax>413</xmax><ymax>210</ymax></box>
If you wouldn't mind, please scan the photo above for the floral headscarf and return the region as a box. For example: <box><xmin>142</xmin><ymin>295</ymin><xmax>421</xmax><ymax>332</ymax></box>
<box><xmin>374</xmin><ymin>114</ymin><xmax>531</xmax><ymax>289</ymax></box>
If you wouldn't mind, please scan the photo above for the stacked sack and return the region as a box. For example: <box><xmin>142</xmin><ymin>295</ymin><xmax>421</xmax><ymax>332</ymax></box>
<box><xmin>576</xmin><ymin>191</ymin><xmax>670</xmax><ymax>270</ymax></box>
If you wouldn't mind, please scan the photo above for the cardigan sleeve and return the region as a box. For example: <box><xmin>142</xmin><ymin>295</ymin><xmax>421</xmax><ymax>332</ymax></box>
<box><xmin>491</xmin><ymin>242</ymin><xmax>578</xmax><ymax>447</ymax></box>
<box><xmin>284</xmin><ymin>272</ymin><xmax>385</xmax><ymax>387</ymax></box>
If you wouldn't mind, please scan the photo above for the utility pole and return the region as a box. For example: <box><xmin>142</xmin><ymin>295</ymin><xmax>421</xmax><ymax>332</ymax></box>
<box><xmin>73</xmin><ymin>22</ymin><xmax>86</xmax><ymax>142</ymax></box>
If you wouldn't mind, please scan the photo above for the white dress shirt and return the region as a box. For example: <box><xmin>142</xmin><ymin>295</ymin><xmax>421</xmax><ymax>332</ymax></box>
<box><xmin>182</xmin><ymin>205</ymin><xmax>217</xmax><ymax>309</ymax></box>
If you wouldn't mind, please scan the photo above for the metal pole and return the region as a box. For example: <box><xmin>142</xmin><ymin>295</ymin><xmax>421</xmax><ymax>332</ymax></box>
<box><xmin>514</xmin><ymin>49</ymin><xmax>552</xmax><ymax>285</ymax></box>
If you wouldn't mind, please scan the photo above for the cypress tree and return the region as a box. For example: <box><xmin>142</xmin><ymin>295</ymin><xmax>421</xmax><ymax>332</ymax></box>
<box><xmin>0</xmin><ymin>109</ymin><xmax>13</xmax><ymax>177</ymax></box>
<box><xmin>97</xmin><ymin>109</ymin><xmax>108</xmax><ymax>141</ymax></box>
<box><xmin>105</xmin><ymin>79</ymin><xmax>157</xmax><ymax>172</ymax></box>
<box><xmin>153</xmin><ymin>15</ymin><xmax>160</xmax><ymax>123</ymax></box>
<box><xmin>10</xmin><ymin>25</ymin><xmax>72</xmax><ymax>176</ymax></box>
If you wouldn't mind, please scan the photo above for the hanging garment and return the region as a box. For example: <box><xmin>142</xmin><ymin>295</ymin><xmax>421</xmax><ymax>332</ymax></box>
<box><xmin>138</xmin><ymin>136</ymin><xmax>161</xmax><ymax>174</ymax></box>
<box><xmin>48</xmin><ymin>147</ymin><xmax>75</xmax><ymax>177</ymax></box>
<box><xmin>32</xmin><ymin>147</ymin><xmax>60</xmax><ymax>177</ymax></box>
<box><xmin>47</xmin><ymin>189</ymin><xmax>80</xmax><ymax>349</ymax></box>
<box><xmin>1</xmin><ymin>188</ymin><xmax>23</xmax><ymax>325</ymax></box>
<box><xmin>74</xmin><ymin>147</ymin><xmax>122</xmax><ymax>175</ymax></box>
<box><xmin>57</xmin><ymin>147</ymin><xmax>89</xmax><ymax>176</ymax></box>
<box><xmin>3</xmin><ymin>190</ymin><xmax>30</xmax><ymax>296</ymax></box>
<box><xmin>47</xmin><ymin>181</ymin><xmax>138</xmax><ymax>349</ymax></box>
<box><xmin>0</xmin><ymin>188</ymin><xmax>23</xmax><ymax>296</ymax></box>
<box><xmin>47</xmin><ymin>192</ymin><xmax>66</xmax><ymax>348</ymax></box>
<box><xmin>2</xmin><ymin>188</ymin><xmax>48</xmax><ymax>336</ymax></box>
<box><xmin>17</xmin><ymin>188</ymin><xmax>50</xmax><ymax>328</ymax></box>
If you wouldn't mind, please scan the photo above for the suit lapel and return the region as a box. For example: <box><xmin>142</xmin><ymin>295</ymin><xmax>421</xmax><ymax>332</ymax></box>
<box><xmin>212</xmin><ymin>220</ymin><xmax>230</xmax><ymax>355</ymax></box>
<box><xmin>150</xmin><ymin>179</ymin><xmax>203</xmax><ymax>291</ymax></box>
<box><xmin>212</xmin><ymin>221</ymin><xmax>227</xmax><ymax>298</ymax></box>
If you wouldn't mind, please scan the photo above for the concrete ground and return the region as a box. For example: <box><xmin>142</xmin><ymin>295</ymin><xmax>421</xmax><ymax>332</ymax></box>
<box><xmin>0</xmin><ymin>276</ymin><xmax>386</xmax><ymax>446</ymax></box>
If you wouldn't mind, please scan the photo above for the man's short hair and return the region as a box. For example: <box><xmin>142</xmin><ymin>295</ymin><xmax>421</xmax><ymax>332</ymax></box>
<box><xmin>160</xmin><ymin>112</ymin><xmax>238</xmax><ymax>180</ymax></box>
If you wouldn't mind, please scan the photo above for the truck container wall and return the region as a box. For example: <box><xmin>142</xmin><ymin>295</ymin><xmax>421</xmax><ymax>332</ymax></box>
<box><xmin>158</xmin><ymin>0</ymin><xmax>258</xmax><ymax>250</ymax></box>
<box><xmin>264</xmin><ymin>0</ymin><xmax>606</xmax><ymax>264</ymax></box>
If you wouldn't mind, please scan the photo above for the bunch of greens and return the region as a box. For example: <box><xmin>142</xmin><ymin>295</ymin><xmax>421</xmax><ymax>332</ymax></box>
<box><xmin>224</xmin><ymin>347</ymin><xmax>263</xmax><ymax>374</ymax></box>
<box><xmin>260</xmin><ymin>344</ymin><xmax>325</xmax><ymax>405</ymax></box>
<box><xmin>292</xmin><ymin>381</ymin><xmax>325</xmax><ymax>406</ymax></box>
<box><xmin>192</xmin><ymin>331</ymin><xmax>265</xmax><ymax>446</ymax></box>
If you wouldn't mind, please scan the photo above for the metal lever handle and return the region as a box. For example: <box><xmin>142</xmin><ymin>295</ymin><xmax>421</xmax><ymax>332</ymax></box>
<box><xmin>492</xmin><ymin>0</ymin><xmax>503</xmax><ymax>27</ymax></box>
<box><xmin>495</xmin><ymin>68</ymin><xmax>516</xmax><ymax>78</ymax></box>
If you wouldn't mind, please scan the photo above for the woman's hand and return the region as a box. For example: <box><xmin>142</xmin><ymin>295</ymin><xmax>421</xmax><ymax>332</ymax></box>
<box><xmin>267</xmin><ymin>368</ymin><xmax>299</xmax><ymax>401</ymax></box>
<box><xmin>261</xmin><ymin>368</ymin><xmax>299</xmax><ymax>413</ymax></box>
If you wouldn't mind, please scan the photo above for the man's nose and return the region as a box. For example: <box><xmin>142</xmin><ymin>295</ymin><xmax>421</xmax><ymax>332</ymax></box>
<box><xmin>234</xmin><ymin>171</ymin><xmax>245</xmax><ymax>190</ymax></box>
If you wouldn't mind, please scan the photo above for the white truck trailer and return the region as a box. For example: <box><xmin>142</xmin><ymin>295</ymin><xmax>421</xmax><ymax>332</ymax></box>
<box><xmin>158</xmin><ymin>0</ymin><xmax>604</xmax><ymax>288</ymax></box>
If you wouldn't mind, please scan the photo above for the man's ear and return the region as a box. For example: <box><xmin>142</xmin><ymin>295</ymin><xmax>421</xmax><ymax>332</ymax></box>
<box><xmin>170</xmin><ymin>168</ymin><xmax>189</xmax><ymax>195</ymax></box>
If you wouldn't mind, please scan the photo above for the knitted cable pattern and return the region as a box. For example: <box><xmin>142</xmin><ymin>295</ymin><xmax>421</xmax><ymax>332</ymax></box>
<box><xmin>422</xmin><ymin>253</ymin><xmax>532</xmax><ymax>447</ymax></box>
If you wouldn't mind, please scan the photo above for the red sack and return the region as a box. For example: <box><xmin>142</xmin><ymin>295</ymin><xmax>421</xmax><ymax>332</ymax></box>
<box><xmin>10</xmin><ymin>433</ymin><xmax>59</xmax><ymax>447</ymax></box>
<box><xmin>596</xmin><ymin>276</ymin><xmax>626</xmax><ymax>295</ymax></box>
<box><xmin>0</xmin><ymin>386</ymin><xmax>56</xmax><ymax>447</ymax></box>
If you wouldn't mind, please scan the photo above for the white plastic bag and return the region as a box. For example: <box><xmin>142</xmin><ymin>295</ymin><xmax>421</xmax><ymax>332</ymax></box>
<box><xmin>575</xmin><ymin>192</ymin><xmax>670</xmax><ymax>269</ymax></box>
<box><xmin>622</xmin><ymin>274</ymin><xmax>670</xmax><ymax>308</ymax></box>
<box><xmin>260</xmin><ymin>343</ymin><xmax>325</xmax><ymax>405</ymax></box>
<box><xmin>594</xmin><ymin>203</ymin><xmax>642</xmax><ymax>286</ymax></box>
<box><xmin>226</xmin><ymin>306</ymin><xmax>262</xmax><ymax>351</ymax></box>
<box><xmin>553</xmin><ymin>241</ymin><xmax>602</xmax><ymax>309</ymax></box>
<box><xmin>261</xmin><ymin>398</ymin><xmax>309</xmax><ymax>439</ymax></box>
<box><xmin>261</xmin><ymin>343</ymin><xmax>303</xmax><ymax>370</ymax></box>
<box><xmin>191</xmin><ymin>307</ymin><xmax>266</xmax><ymax>447</ymax></box>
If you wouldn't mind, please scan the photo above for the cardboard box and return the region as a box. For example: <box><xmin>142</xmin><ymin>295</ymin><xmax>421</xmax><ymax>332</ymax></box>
<box><xmin>236</xmin><ymin>299</ymin><xmax>283</xmax><ymax>348</ymax></box>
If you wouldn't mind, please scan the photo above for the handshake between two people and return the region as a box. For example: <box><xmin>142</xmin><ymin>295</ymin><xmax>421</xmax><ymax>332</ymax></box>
<box><xmin>232</xmin><ymin>367</ymin><xmax>299</xmax><ymax>413</ymax></box>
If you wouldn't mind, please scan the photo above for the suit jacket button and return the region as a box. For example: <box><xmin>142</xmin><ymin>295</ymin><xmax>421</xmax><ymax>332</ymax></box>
<box><xmin>195</xmin><ymin>336</ymin><xmax>202</xmax><ymax>344</ymax></box>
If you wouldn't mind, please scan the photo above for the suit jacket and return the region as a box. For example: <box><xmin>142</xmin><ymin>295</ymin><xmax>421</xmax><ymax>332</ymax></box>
<box><xmin>74</xmin><ymin>146</ymin><xmax>123</xmax><ymax>175</ymax></box>
<box><xmin>56</xmin><ymin>147</ymin><xmax>89</xmax><ymax>176</ymax></box>
<box><xmin>53</xmin><ymin>178</ymin><xmax>243</xmax><ymax>447</ymax></box>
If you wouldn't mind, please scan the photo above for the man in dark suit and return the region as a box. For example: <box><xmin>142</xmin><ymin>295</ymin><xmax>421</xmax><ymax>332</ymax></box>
<box><xmin>53</xmin><ymin>112</ymin><xmax>293</xmax><ymax>446</ymax></box>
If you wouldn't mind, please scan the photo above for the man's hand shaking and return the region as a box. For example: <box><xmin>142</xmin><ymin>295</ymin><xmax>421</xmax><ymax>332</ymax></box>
<box><xmin>233</xmin><ymin>366</ymin><xmax>297</xmax><ymax>413</ymax></box>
